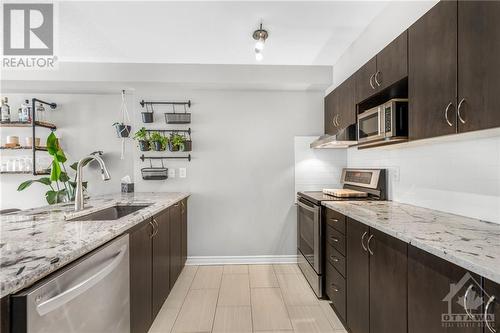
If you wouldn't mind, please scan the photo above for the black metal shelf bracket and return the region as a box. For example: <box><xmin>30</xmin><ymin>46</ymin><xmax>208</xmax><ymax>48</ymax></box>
<box><xmin>140</xmin><ymin>100</ymin><xmax>191</xmax><ymax>108</ymax></box>
<box><xmin>140</xmin><ymin>154</ymin><xmax>191</xmax><ymax>162</ymax></box>
<box><xmin>31</xmin><ymin>98</ymin><xmax>57</xmax><ymax>175</ymax></box>
<box><xmin>144</xmin><ymin>128</ymin><xmax>191</xmax><ymax>135</ymax></box>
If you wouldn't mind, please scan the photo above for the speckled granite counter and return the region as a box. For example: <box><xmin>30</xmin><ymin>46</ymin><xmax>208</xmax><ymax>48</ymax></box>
<box><xmin>0</xmin><ymin>192</ymin><xmax>189</xmax><ymax>298</ymax></box>
<box><xmin>322</xmin><ymin>200</ymin><xmax>500</xmax><ymax>285</ymax></box>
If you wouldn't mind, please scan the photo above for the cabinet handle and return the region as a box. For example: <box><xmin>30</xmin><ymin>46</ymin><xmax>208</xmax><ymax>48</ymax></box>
<box><xmin>153</xmin><ymin>218</ymin><xmax>159</xmax><ymax>236</ymax></box>
<box><xmin>149</xmin><ymin>221</ymin><xmax>155</xmax><ymax>238</ymax></box>
<box><xmin>330</xmin><ymin>284</ymin><xmax>339</xmax><ymax>292</ymax></box>
<box><xmin>330</xmin><ymin>218</ymin><xmax>339</xmax><ymax>223</ymax></box>
<box><xmin>369</xmin><ymin>73</ymin><xmax>376</xmax><ymax>89</ymax></box>
<box><xmin>336</xmin><ymin>115</ymin><xmax>341</xmax><ymax>127</ymax></box>
<box><xmin>444</xmin><ymin>102</ymin><xmax>454</xmax><ymax>127</ymax></box>
<box><xmin>330</xmin><ymin>256</ymin><xmax>339</xmax><ymax>263</ymax></box>
<box><xmin>181</xmin><ymin>201</ymin><xmax>185</xmax><ymax>214</ymax></box>
<box><xmin>367</xmin><ymin>234</ymin><xmax>374</xmax><ymax>255</ymax></box>
<box><xmin>329</xmin><ymin>236</ymin><xmax>339</xmax><ymax>243</ymax></box>
<box><xmin>361</xmin><ymin>231</ymin><xmax>368</xmax><ymax>252</ymax></box>
<box><xmin>374</xmin><ymin>71</ymin><xmax>381</xmax><ymax>87</ymax></box>
<box><xmin>485</xmin><ymin>295</ymin><xmax>497</xmax><ymax>333</ymax></box>
<box><xmin>457</xmin><ymin>98</ymin><xmax>466</xmax><ymax>124</ymax></box>
<box><xmin>464</xmin><ymin>284</ymin><xmax>474</xmax><ymax>320</ymax></box>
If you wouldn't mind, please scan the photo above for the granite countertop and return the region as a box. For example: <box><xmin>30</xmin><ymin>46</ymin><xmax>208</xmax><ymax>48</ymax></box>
<box><xmin>0</xmin><ymin>192</ymin><xmax>189</xmax><ymax>298</ymax></box>
<box><xmin>322</xmin><ymin>200</ymin><xmax>500</xmax><ymax>284</ymax></box>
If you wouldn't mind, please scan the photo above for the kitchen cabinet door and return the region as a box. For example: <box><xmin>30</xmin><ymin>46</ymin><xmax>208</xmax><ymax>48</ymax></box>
<box><xmin>368</xmin><ymin>229</ymin><xmax>407</xmax><ymax>333</ymax></box>
<box><xmin>409</xmin><ymin>1</ymin><xmax>457</xmax><ymax>140</ymax></box>
<box><xmin>484</xmin><ymin>279</ymin><xmax>500</xmax><ymax>333</ymax></box>
<box><xmin>170</xmin><ymin>201</ymin><xmax>182</xmax><ymax>288</ymax></box>
<box><xmin>152</xmin><ymin>208</ymin><xmax>170</xmax><ymax>319</ymax></box>
<box><xmin>355</xmin><ymin>57</ymin><xmax>377</xmax><ymax>103</ymax></box>
<box><xmin>181</xmin><ymin>199</ymin><xmax>188</xmax><ymax>267</ymax></box>
<box><xmin>376</xmin><ymin>30</ymin><xmax>408</xmax><ymax>91</ymax></box>
<box><xmin>346</xmin><ymin>218</ymin><xmax>370</xmax><ymax>333</ymax></box>
<box><xmin>337</xmin><ymin>76</ymin><xmax>356</xmax><ymax>130</ymax></box>
<box><xmin>325</xmin><ymin>89</ymin><xmax>339</xmax><ymax>135</ymax></box>
<box><xmin>408</xmin><ymin>245</ymin><xmax>482</xmax><ymax>333</ymax></box>
<box><xmin>458</xmin><ymin>1</ymin><xmax>500</xmax><ymax>133</ymax></box>
<box><xmin>130</xmin><ymin>220</ymin><xmax>153</xmax><ymax>333</ymax></box>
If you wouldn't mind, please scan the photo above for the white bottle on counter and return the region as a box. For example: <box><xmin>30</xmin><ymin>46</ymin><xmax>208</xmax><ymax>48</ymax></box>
<box><xmin>1</xmin><ymin>97</ymin><xmax>11</xmax><ymax>122</ymax></box>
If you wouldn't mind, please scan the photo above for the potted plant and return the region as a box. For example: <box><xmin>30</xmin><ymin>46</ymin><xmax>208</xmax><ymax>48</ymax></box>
<box><xmin>170</xmin><ymin>133</ymin><xmax>185</xmax><ymax>152</ymax></box>
<box><xmin>134</xmin><ymin>127</ymin><xmax>150</xmax><ymax>151</ymax></box>
<box><xmin>113</xmin><ymin>122</ymin><xmax>131</xmax><ymax>138</ymax></box>
<box><xmin>150</xmin><ymin>132</ymin><xmax>168</xmax><ymax>151</ymax></box>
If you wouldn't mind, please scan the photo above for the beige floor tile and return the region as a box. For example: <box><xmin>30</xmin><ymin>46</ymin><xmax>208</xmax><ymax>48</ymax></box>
<box><xmin>223</xmin><ymin>265</ymin><xmax>249</xmax><ymax>274</ymax></box>
<box><xmin>164</xmin><ymin>266</ymin><xmax>199</xmax><ymax>309</ymax></box>
<box><xmin>254</xmin><ymin>331</ymin><xmax>294</xmax><ymax>333</ymax></box>
<box><xmin>149</xmin><ymin>306</ymin><xmax>180</xmax><ymax>333</ymax></box>
<box><xmin>190</xmin><ymin>265</ymin><xmax>223</xmax><ymax>289</ymax></box>
<box><xmin>218</xmin><ymin>274</ymin><xmax>251</xmax><ymax>306</ymax></box>
<box><xmin>277</xmin><ymin>273</ymin><xmax>318</xmax><ymax>306</ymax></box>
<box><xmin>171</xmin><ymin>289</ymin><xmax>219</xmax><ymax>333</ymax></box>
<box><xmin>212</xmin><ymin>306</ymin><xmax>252</xmax><ymax>333</ymax></box>
<box><xmin>251</xmin><ymin>288</ymin><xmax>293</xmax><ymax>331</ymax></box>
<box><xmin>318</xmin><ymin>300</ymin><xmax>346</xmax><ymax>331</ymax></box>
<box><xmin>249</xmin><ymin>265</ymin><xmax>278</xmax><ymax>288</ymax></box>
<box><xmin>273</xmin><ymin>264</ymin><xmax>300</xmax><ymax>275</ymax></box>
<box><xmin>178</xmin><ymin>265</ymin><xmax>199</xmax><ymax>282</ymax></box>
<box><xmin>287</xmin><ymin>305</ymin><xmax>335</xmax><ymax>333</ymax></box>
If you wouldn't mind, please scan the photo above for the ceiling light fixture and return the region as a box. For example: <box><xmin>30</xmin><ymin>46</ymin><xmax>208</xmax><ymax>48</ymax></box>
<box><xmin>253</xmin><ymin>22</ymin><xmax>268</xmax><ymax>61</ymax></box>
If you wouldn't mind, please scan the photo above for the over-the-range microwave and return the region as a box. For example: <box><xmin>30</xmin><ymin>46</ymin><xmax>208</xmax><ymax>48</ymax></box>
<box><xmin>357</xmin><ymin>98</ymin><xmax>409</xmax><ymax>144</ymax></box>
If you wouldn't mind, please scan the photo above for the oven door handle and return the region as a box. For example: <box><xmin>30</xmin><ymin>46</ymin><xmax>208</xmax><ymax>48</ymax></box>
<box><xmin>297</xmin><ymin>200</ymin><xmax>319</xmax><ymax>213</ymax></box>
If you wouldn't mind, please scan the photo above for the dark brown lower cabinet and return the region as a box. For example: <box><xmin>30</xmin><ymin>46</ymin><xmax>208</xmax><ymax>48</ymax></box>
<box><xmin>346</xmin><ymin>218</ymin><xmax>370</xmax><ymax>333</ymax></box>
<box><xmin>368</xmin><ymin>229</ymin><xmax>407</xmax><ymax>333</ymax></box>
<box><xmin>408</xmin><ymin>245</ymin><xmax>482</xmax><ymax>333</ymax></box>
<box><xmin>129</xmin><ymin>220</ymin><xmax>154</xmax><ymax>333</ymax></box>
<box><xmin>152</xmin><ymin>209</ymin><xmax>171</xmax><ymax>318</ymax></box>
<box><xmin>170</xmin><ymin>201</ymin><xmax>182</xmax><ymax>289</ymax></box>
<box><xmin>181</xmin><ymin>199</ymin><xmax>188</xmax><ymax>266</ymax></box>
<box><xmin>484</xmin><ymin>279</ymin><xmax>500</xmax><ymax>333</ymax></box>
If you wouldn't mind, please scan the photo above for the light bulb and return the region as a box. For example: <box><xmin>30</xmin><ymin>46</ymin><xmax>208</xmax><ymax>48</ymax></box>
<box><xmin>255</xmin><ymin>37</ymin><xmax>265</xmax><ymax>52</ymax></box>
<box><xmin>255</xmin><ymin>52</ymin><xmax>263</xmax><ymax>61</ymax></box>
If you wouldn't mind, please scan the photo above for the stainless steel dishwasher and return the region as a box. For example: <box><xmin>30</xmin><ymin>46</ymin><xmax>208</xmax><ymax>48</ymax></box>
<box><xmin>11</xmin><ymin>234</ymin><xmax>130</xmax><ymax>333</ymax></box>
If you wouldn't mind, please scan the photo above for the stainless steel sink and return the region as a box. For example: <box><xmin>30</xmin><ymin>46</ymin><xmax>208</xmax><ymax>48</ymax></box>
<box><xmin>68</xmin><ymin>204</ymin><xmax>151</xmax><ymax>221</ymax></box>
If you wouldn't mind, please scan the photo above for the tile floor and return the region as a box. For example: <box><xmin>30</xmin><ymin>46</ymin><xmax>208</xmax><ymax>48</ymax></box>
<box><xmin>148</xmin><ymin>264</ymin><xmax>348</xmax><ymax>333</ymax></box>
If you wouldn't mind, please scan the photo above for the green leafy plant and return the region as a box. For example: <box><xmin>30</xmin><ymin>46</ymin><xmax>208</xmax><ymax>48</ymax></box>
<box><xmin>150</xmin><ymin>132</ymin><xmax>168</xmax><ymax>150</ymax></box>
<box><xmin>133</xmin><ymin>127</ymin><xmax>148</xmax><ymax>141</ymax></box>
<box><xmin>170</xmin><ymin>133</ymin><xmax>186</xmax><ymax>151</ymax></box>
<box><xmin>17</xmin><ymin>132</ymin><xmax>88</xmax><ymax>205</ymax></box>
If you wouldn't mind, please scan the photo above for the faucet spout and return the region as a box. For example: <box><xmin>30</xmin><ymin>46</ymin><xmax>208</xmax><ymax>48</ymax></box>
<box><xmin>74</xmin><ymin>154</ymin><xmax>111</xmax><ymax>212</ymax></box>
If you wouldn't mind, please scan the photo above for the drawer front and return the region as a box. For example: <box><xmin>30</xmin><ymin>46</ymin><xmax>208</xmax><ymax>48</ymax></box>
<box><xmin>326</xmin><ymin>261</ymin><xmax>346</xmax><ymax>321</ymax></box>
<box><xmin>326</xmin><ymin>242</ymin><xmax>346</xmax><ymax>278</ymax></box>
<box><xmin>326</xmin><ymin>225</ymin><xmax>346</xmax><ymax>256</ymax></box>
<box><xmin>325</xmin><ymin>208</ymin><xmax>346</xmax><ymax>234</ymax></box>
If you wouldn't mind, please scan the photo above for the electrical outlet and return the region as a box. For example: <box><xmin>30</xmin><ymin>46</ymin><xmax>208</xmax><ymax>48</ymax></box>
<box><xmin>168</xmin><ymin>169</ymin><xmax>176</xmax><ymax>178</ymax></box>
<box><xmin>179</xmin><ymin>168</ymin><xmax>187</xmax><ymax>178</ymax></box>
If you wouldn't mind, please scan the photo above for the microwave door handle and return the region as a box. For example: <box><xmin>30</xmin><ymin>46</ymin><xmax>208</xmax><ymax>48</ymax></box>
<box><xmin>36</xmin><ymin>245</ymin><xmax>127</xmax><ymax>316</ymax></box>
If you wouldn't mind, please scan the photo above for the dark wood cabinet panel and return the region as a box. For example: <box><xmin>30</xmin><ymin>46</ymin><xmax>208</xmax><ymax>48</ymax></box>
<box><xmin>326</xmin><ymin>225</ymin><xmax>345</xmax><ymax>256</ymax></box>
<box><xmin>369</xmin><ymin>229</ymin><xmax>407</xmax><ymax>333</ymax></box>
<box><xmin>408</xmin><ymin>245</ymin><xmax>482</xmax><ymax>333</ymax></box>
<box><xmin>376</xmin><ymin>30</ymin><xmax>408</xmax><ymax>91</ymax></box>
<box><xmin>181</xmin><ymin>199</ymin><xmax>188</xmax><ymax>266</ymax></box>
<box><xmin>337</xmin><ymin>76</ymin><xmax>356</xmax><ymax>129</ymax></box>
<box><xmin>355</xmin><ymin>57</ymin><xmax>377</xmax><ymax>103</ymax></box>
<box><xmin>326</xmin><ymin>261</ymin><xmax>346</xmax><ymax>321</ymax></box>
<box><xmin>325</xmin><ymin>89</ymin><xmax>339</xmax><ymax>135</ymax></box>
<box><xmin>152</xmin><ymin>208</ymin><xmax>170</xmax><ymax>319</ymax></box>
<box><xmin>346</xmin><ymin>218</ymin><xmax>370</xmax><ymax>333</ymax></box>
<box><xmin>458</xmin><ymin>1</ymin><xmax>500</xmax><ymax>133</ymax></box>
<box><xmin>325</xmin><ymin>208</ymin><xmax>346</xmax><ymax>235</ymax></box>
<box><xmin>409</xmin><ymin>0</ymin><xmax>458</xmax><ymax>140</ymax></box>
<box><xmin>170</xmin><ymin>202</ymin><xmax>182</xmax><ymax>288</ymax></box>
<box><xmin>484</xmin><ymin>279</ymin><xmax>500</xmax><ymax>333</ymax></box>
<box><xmin>326</xmin><ymin>243</ymin><xmax>346</xmax><ymax>278</ymax></box>
<box><xmin>130</xmin><ymin>220</ymin><xmax>153</xmax><ymax>333</ymax></box>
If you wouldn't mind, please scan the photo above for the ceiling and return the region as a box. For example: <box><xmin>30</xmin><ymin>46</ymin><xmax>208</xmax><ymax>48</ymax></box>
<box><xmin>57</xmin><ymin>1</ymin><xmax>389</xmax><ymax>66</ymax></box>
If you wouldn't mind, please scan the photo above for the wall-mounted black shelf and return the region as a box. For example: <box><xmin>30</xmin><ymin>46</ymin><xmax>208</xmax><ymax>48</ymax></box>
<box><xmin>140</xmin><ymin>154</ymin><xmax>191</xmax><ymax>162</ymax></box>
<box><xmin>0</xmin><ymin>120</ymin><xmax>56</xmax><ymax>130</ymax></box>
<box><xmin>144</xmin><ymin>128</ymin><xmax>191</xmax><ymax>135</ymax></box>
<box><xmin>140</xmin><ymin>100</ymin><xmax>191</xmax><ymax>108</ymax></box>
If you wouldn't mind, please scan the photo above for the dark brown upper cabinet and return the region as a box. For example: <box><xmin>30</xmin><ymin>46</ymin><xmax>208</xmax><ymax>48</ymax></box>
<box><xmin>458</xmin><ymin>1</ymin><xmax>500</xmax><ymax>133</ymax></box>
<box><xmin>324</xmin><ymin>75</ymin><xmax>356</xmax><ymax>135</ymax></box>
<box><xmin>355</xmin><ymin>57</ymin><xmax>377</xmax><ymax>104</ymax></box>
<box><xmin>408</xmin><ymin>245</ymin><xmax>482</xmax><ymax>333</ymax></box>
<box><xmin>409</xmin><ymin>0</ymin><xmax>458</xmax><ymax>140</ymax></box>
<box><xmin>324</xmin><ymin>88</ymin><xmax>339</xmax><ymax>135</ymax></box>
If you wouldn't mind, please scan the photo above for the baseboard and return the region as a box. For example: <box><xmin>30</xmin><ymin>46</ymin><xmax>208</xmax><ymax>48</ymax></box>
<box><xmin>185</xmin><ymin>255</ymin><xmax>298</xmax><ymax>265</ymax></box>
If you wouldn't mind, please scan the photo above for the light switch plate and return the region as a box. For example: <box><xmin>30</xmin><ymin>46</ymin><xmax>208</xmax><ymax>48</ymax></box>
<box><xmin>179</xmin><ymin>168</ymin><xmax>187</xmax><ymax>178</ymax></box>
<box><xmin>168</xmin><ymin>169</ymin><xmax>176</xmax><ymax>178</ymax></box>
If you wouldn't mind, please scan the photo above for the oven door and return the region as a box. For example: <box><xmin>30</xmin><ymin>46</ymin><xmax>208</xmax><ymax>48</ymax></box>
<box><xmin>297</xmin><ymin>198</ymin><xmax>321</xmax><ymax>273</ymax></box>
<box><xmin>358</xmin><ymin>106</ymin><xmax>385</xmax><ymax>143</ymax></box>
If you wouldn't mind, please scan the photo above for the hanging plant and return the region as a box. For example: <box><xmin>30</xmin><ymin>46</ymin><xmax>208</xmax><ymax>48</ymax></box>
<box><xmin>170</xmin><ymin>133</ymin><xmax>186</xmax><ymax>152</ymax></box>
<box><xmin>134</xmin><ymin>127</ymin><xmax>150</xmax><ymax>151</ymax></box>
<box><xmin>150</xmin><ymin>132</ymin><xmax>168</xmax><ymax>151</ymax></box>
<box><xmin>113</xmin><ymin>90</ymin><xmax>132</xmax><ymax>159</ymax></box>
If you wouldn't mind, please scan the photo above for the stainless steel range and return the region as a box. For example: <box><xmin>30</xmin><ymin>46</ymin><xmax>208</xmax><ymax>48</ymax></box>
<box><xmin>296</xmin><ymin>168</ymin><xmax>387</xmax><ymax>297</ymax></box>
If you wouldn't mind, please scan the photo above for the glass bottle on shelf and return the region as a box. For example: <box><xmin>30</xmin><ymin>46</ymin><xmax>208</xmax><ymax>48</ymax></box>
<box><xmin>21</xmin><ymin>100</ymin><xmax>32</xmax><ymax>123</ymax></box>
<box><xmin>1</xmin><ymin>97</ymin><xmax>11</xmax><ymax>122</ymax></box>
<box><xmin>36</xmin><ymin>103</ymin><xmax>45</xmax><ymax>122</ymax></box>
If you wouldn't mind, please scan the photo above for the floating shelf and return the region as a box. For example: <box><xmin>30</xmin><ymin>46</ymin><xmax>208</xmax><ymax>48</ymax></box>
<box><xmin>0</xmin><ymin>121</ymin><xmax>57</xmax><ymax>130</ymax></box>
<box><xmin>1</xmin><ymin>146</ymin><xmax>48</xmax><ymax>151</ymax></box>
<box><xmin>0</xmin><ymin>170</ymin><xmax>50</xmax><ymax>175</ymax></box>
